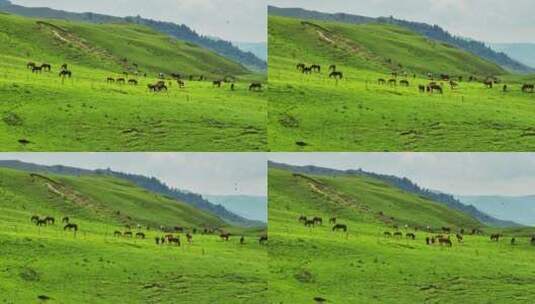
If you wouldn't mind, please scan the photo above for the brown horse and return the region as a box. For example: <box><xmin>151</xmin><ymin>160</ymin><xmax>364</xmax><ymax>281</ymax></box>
<box><xmin>378</xmin><ymin>78</ymin><xmax>386</xmax><ymax>85</ymax></box>
<box><xmin>428</xmin><ymin>84</ymin><xmax>443</xmax><ymax>94</ymax></box>
<box><xmin>45</xmin><ymin>216</ymin><xmax>55</xmax><ymax>225</ymax></box>
<box><xmin>399</xmin><ymin>80</ymin><xmax>409</xmax><ymax>87</ymax></box>
<box><xmin>59</xmin><ymin>70</ymin><xmax>72</xmax><ymax>78</ymax></box>
<box><xmin>455</xmin><ymin>233</ymin><xmax>463</xmax><ymax>242</ymax></box>
<box><xmin>387</xmin><ymin>79</ymin><xmax>396</xmax><ymax>86</ymax></box>
<box><xmin>168</xmin><ymin>237</ymin><xmax>180</xmax><ymax>246</ymax></box>
<box><xmin>329</xmin><ymin>217</ymin><xmax>337</xmax><ymax>224</ymax></box>
<box><xmin>116</xmin><ymin>78</ymin><xmax>126</xmax><ymax>84</ymax></box>
<box><xmin>406</xmin><ymin>233</ymin><xmax>416</xmax><ymax>240</ymax></box>
<box><xmin>313</xmin><ymin>217</ymin><xmax>323</xmax><ymax>225</ymax></box>
<box><xmin>106</xmin><ymin>77</ymin><xmax>115</xmax><ymax>83</ymax></box>
<box><xmin>220</xmin><ymin>232</ymin><xmax>231</xmax><ymax>241</ymax></box>
<box><xmin>213</xmin><ymin>80</ymin><xmax>223</xmax><ymax>88</ymax></box>
<box><xmin>490</xmin><ymin>234</ymin><xmax>501</xmax><ymax>242</ymax></box>
<box><xmin>259</xmin><ymin>235</ymin><xmax>268</xmax><ymax>244</ymax></box>
<box><xmin>310</xmin><ymin>64</ymin><xmax>321</xmax><ymax>73</ymax></box>
<box><xmin>439</xmin><ymin>237</ymin><xmax>452</xmax><ymax>247</ymax></box>
<box><xmin>114</xmin><ymin>231</ymin><xmax>122</xmax><ymax>237</ymax></box>
<box><xmin>394</xmin><ymin>232</ymin><xmax>403</xmax><ymax>238</ymax></box>
<box><xmin>124</xmin><ymin>231</ymin><xmax>133</xmax><ymax>238</ymax></box>
<box><xmin>418</xmin><ymin>85</ymin><xmax>426</xmax><ymax>93</ymax></box>
<box><xmin>64</xmin><ymin>223</ymin><xmax>78</xmax><ymax>231</ymax></box>
<box><xmin>128</xmin><ymin>79</ymin><xmax>138</xmax><ymax>85</ymax></box>
<box><xmin>329</xmin><ymin>71</ymin><xmax>343</xmax><ymax>80</ymax></box>
<box><xmin>332</xmin><ymin>224</ymin><xmax>347</xmax><ymax>232</ymax></box>
<box><xmin>136</xmin><ymin>232</ymin><xmax>145</xmax><ymax>239</ymax></box>
<box><xmin>249</xmin><ymin>82</ymin><xmax>262</xmax><ymax>91</ymax></box>
<box><xmin>483</xmin><ymin>80</ymin><xmax>493</xmax><ymax>88</ymax></box>
<box><xmin>32</xmin><ymin>66</ymin><xmax>43</xmax><ymax>73</ymax></box>
<box><xmin>304</xmin><ymin>219</ymin><xmax>315</xmax><ymax>227</ymax></box>
<box><xmin>522</xmin><ymin>84</ymin><xmax>534</xmax><ymax>93</ymax></box>
<box><xmin>62</xmin><ymin>216</ymin><xmax>69</xmax><ymax>223</ymax></box>
<box><xmin>41</xmin><ymin>63</ymin><xmax>51</xmax><ymax>71</ymax></box>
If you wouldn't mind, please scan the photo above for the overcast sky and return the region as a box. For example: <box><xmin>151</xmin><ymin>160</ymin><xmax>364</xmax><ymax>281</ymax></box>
<box><xmin>270</xmin><ymin>153</ymin><xmax>535</xmax><ymax>196</ymax></box>
<box><xmin>270</xmin><ymin>0</ymin><xmax>535</xmax><ymax>43</ymax></box>
<box><xmin>11</xmin><ymin>0</ymin><xmax>267</xmax><ymax>42</ymax></box>
<box><xmin>0</xmin><ymin>153</ymin><xmax>267</xmax><ymax>196</ymax></box>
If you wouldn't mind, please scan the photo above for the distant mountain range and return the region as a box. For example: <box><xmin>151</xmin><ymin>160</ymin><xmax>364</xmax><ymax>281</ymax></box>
<box><xmin>0</xmin><ymin>160</ymin><xmax>265</xmax><ymax>228</ymax></box>
<box><xmin>489</xmin><ymin>43</ymin><xmax>535</xmax><ymax>69</ymax></box>
<box><xmin>233</xmin><ymin>42</ymin><xmax>267</xmax><ymax>61</ymax></box>
<box><xmin>458</xmin><ymin>195</ymin><xmax>535</xmax><ymax>226</ymax></box>
<box><xmin>0</xmin><ymin>0</ymin><xmax>266</xmax><ymax>71</ymax></box>
<box><xmin>204</xmin><ymin>195</ymin><xmax>267</xmax><ymax>223</ymax></box>
<box><xmin>269</xmin><ymin>6</ymin><xmax>534</xmax><ymax>74</ymax></box>
<box><xmin>269</xmin><ymin>161</ymin><xmax>520</xmax><ymax>228</ymax></box>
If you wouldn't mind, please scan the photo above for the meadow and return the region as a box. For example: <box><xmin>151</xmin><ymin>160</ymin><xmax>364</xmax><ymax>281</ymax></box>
<box><xmin>268</xmin><ymin>167</ymin><xmax>535</xmax><ymax>303</ymax></box>
<box><xmin>268</xmin><ymin>16</ymin><xmax>535</xmax><ymax>151</ymax></box>
<box><xmin>0</xmin><ymin>13</ymin><xmax>267</xmax><ymax>151</ymax></box>
<box><xmin>0</xmin><ymin>167</ymin><xmax>268</xmax><ymax>303</ymax></box>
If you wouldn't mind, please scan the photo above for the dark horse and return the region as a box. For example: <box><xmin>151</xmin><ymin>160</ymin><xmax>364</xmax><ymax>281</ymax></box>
<box><xmin>64</xmin><ymin>223</ymin><xmax>78</xmax><ymax>232</ymax></box>
<box><xmin>399</xmin><ymin>80</ymin><xmax>409</xmax><ymax>87</ymax></box>
<box><xmin>45</xmin><ymin>216</ymin><xmax>55</xmax><ymax>225</ymax></box>
<box><xmin>329</xmin><ymin>217</ymin><xmax>337</xmax><ymax>224</ymax></box>
<box><xmin>213</xmin><ymin>80</ymin><xmax>223</xmax><ymax>88</ymax></box>
<box><xmin>62</xmin><ymin>216</ymin><xmax>70</xmax><ymax>223</ymax></box>
<box><xmin>332</xmin><ymin>224</ymin><xmax>347</xmax><ymax>232</ymax></box>
<box><xmin>259</xmin><ymin>235</ymin><xmax>268</xmax><ymax>244</ymax></box>
<box><xmin>313</xmin><ymin>217</ymin><xmax>323</xmax><ymax>225</ymax></box>
<box><xmin>114</xmin><ymin>231</ymin><xmax>122</xmax><ymax>237</ymax></box>
<box><xmin>522</xmin><ymin>84</ymin><xmax>534</xmax><ymax>93</ymax></box>
<box><xmin>128</xmin><ymin>79</ymin><xmax>138</xmax><ymax>85</ymax></box>
<box><xmin>490</xmin><ymin>234</ymin><xmax>501</xmax><ymax>242</ymax></box>
<box><xmin>438</xmin><ymin>237</ymin><xmax>452</xmax><ymax>247</ymax></box>
<box><xmin>41</xmin><ymin>63</ymin><xmax>52</xmax><ymax>71</ymax></box>
<box><xmin>406</xmin><ymin>233</ymin><xmax>416</xmax><ymax>240</ymax></box>
<box><xmin>329</xmin><ymin>71</ymin><xmax>343</xmax><ymax>80</ymax></box>
<box><xmin>30</xmin><ymin>215</ymin><xmax>40</xmax><ymax>223</ymax></box>
<box><xmin>220</xmin><ymin>232</ymin><xmax>231</xmax><ymax>241</ymax></box>
<box><xmin>310</xmin><ymin>64</ymin><xmax>321</xmax><ymax>73</ymax></box>
<box><xmin>428</xmin><ymin>84</ymin><xmax>443</xmax><ymax>94</ymax></box>
<box><xmin>59</xmin><ymin>70</ymin><xmax>72</xmax><ymax>78</ymax></box>
<box><xmin>136</xmin><ymin>232</ymin><xmax>146</xmax><ymax>239</ymax></box>
<box><xmin>249</xmin><ymin>82</ymin><xmax>262</xmax><ymax>91</ymax></box>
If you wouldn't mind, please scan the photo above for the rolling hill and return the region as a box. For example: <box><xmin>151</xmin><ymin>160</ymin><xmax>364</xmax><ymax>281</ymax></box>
<box><xmin>0</xmin><ymin>12</ymin><xmax>267</xmax><ymax>151</ymax></box>
<box><xmin>204</xmin><ymin>195</ymin><xmax>268</xmax><ymax>223</ymax></box>
<box><xmin>268</xmin><ymin>165</ymin><xmax>535</xmax><ymax>303</ymax></box>
<box><xmin>268</xmin><ymin>14</ymin><xmax>535</xmax><ymax>151</ymax></box>
<box><xmin>0</xmin><ymin>166</ymin><xmax>268</xmax><ymax>303</ymax></box>
<box><xmin>0</xmin><ymin>0</ymin><xmax>266</xmax><ymax>71</ymax></box>
<box><xmin>269</xmin><ymin>6</ymin><xmax>533</xmax><ymax>73</ymax></box>
<box><xmin>0</xmin><ymin>160</ymin><xmax>265</xmax><ymax>227</ymax></box>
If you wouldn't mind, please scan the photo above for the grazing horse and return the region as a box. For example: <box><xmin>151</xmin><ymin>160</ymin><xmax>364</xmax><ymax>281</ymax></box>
<box><xmin>304</xmin><ymin>219</ymin><xmax>315</xmax><ymax>227</ymax></box>
<box><xmin>329</xmin><ymin>64</ymin><xmax>336</xmax><ymax>72</ymax></box>
<box><xmin>310</xmin><ymin>64</ymin><xmax>321</xmax><ymax>73</ymax></box>
<box><xmin>45</xmin><ymin>216</ymin><xmax>55</xmax><ymax>225</ymax></box>
<box><xmin>384</xmin><ymin>231</ymin><xmax>392</xmax><ymax>238</ymax></box>
<box><xmin>128</xmin><ymin>79</ymin><xmax>138</xmax><ymax>85</ymax></box>
<box><xmin>114</xmin><ymin>231</ymin><xmax>122</xmax><ymax>237</ymax></box>
<box><xmin>177</xmin><ymin>80</ymin><xmax>185</xmax><ymax>88</ymax></box>
<box><xmin>399</xmin><ymin>80</ymin><xmax>409</xmax><ymax>87</ymax></box>
<box><xmin>59</xmin><ymin>70</ymin><xmax>72</xmax><ymax>78</ymax></box>
<box><xmin>440</xmin><ymin>74</ymin><xmax>450</xmax><ymax>81</ymax></box>
<box><xmin>428</xmin><ymin>84</ymin><xmax>443</xmax><ymax>94</ymax></box>
<box><xmin>296</xmin><ymin>63</ymin><xmax>306</xmax><ymax>71</ymax></box>
<box><xmin>455</xmin><ymin>234</ymin><xmax>463</xmax><ymax>243</ymax></box>
<box><xmin>490</xmin><ymin>234</ymin><xmax>501</xmax><ymax>242</ymax></box>
<box><xmin>61</xmin><ymin>64</ymin><xmax>68</xmax><ymax>70</ymax></box>
<box><xmin>438</xmin><ymin>237</ymin><xmax>452</xmax><ymax>247</ymax></box>
<box><xmin>249</xmin><ymin>82</ymin><xmax>262</xmax><ymax>91</ymax></box>
<box><xmin>62</xmin><ymin>216</ymin><xmax>69</xmax><ymax>223</ymax></box>
<box><xmin>124</xmin><ymin>231</ymin><xmax>133</xmax><ymax>238</ymax></box>
<box><xmin>298</xmin><ymin>215</ymin><xmax>307</xmax><ymax>223</ymax></box>
<box><xmin>511</xmin><ymin>237</ymin><xmax>516</xmax><ymax>245</ymax></box>
<box><xmin>332</xmin><ymin>224</ymin><xmax>347</xmax><ymax>232</ymax></box>
<box><xmin>522</xmin><ymin>84</ymin><xmax>534</xmax><ymax>93</ymax></box>
<box><xmin>394</xmin><ymin>232</ymin><xmax>403</xmax><ymax>238</ymax></box>
<box><xmin>329</xmin><ymin>217</ymin><xmax>337</xmax><ymax>224</ymax></box>
<box><xmin>168</xmin><ymin>237</ymin><xmax>180</xmax><ymax>246</ymax></box>
<box><xmin>31</xmin><ymin>215</ymin><xmax>40</xmax><ymax>223</ymax></box>
<box><xmin>36</xmin><ymin>219</ymin><xmax>47</xmax><ymax>226</ymax></box>
<box><xmin>106</xmin><ymin>77</ymin><xmax>115</xmax><ymax>83</ymax></box>
<box><xmin>503</xmin><ymin>85</ymin><xmax>508</xmax><ymax>92</ymax></box>
<box><xmin>387</xmin><ymin>79</ymin><xmax>396</xmax><ymax>86</ymax></box>
<box><xmin>136</xmin><ymin>232</ymin><xmax>145</xmax><ymax>239</ymax></box>
<box><xmin>240</xmin><ymin>236</ymin><xmax>245</xmax><ymax>245</ymax></box>
<box><xmin>441</xmin><ymin>227</ymin><xmax>451</xmax><ymax>234</ymax></box>
<box><xmin>41</xmin><ymin>63</ymin><xmax>51</xmax><ymax>71</ymax></box>
<box><xmin>64</xmin><ymin>223</ymin><xmax>78</xmax><ymax>231</ymax></box>
<box><xmin>483</xmin><ymin>80</ymin><xmax>493</xmax><ymax>88</ymax></box>
<box><xmin>425</xmin><ymin>237</ymin><xmax>431</xmax><ymax>245</ymax></box>
<box><xmin>313</xmin><ymin>217</ymin><xmax>323</xmax><ymax>225</ymax></box>
<box><xmin>213</xmin><ymin>80</ymin><xmax>223</xmax><ymax>88</ymax></box>
<box><xmin>302</xmin><ymin>67</ymin><xmax>312</xmax><ymax>74</ymax></box>
<box><xmin>449</xmin><ymin>81</ymin><xmax>458</xmax><ymax>89</ymax></box>
<box><xmin>32</xmin><ymin>66</ymin><xmax>43</xmax><ymax>73</ymax></box>
<box><xmin>329</xmin><ymin>71</ymin><xmax>343</xmax><ymax>80</ymax></box>
<box><xmin>378</xmin><ymin>78</ymin><xmax>386</xmax><ymax>85</ymax></box>
<box><xmin>116</xmin><ymin>78</ymin><xmax>126</xmax><ymax>84</ymax></box>
<box><xmin>418</xmin><ymin>85</ymin><xmax>426</xmax><ymax>93</ymax></box>
<box><xmin>220</xmin><ymin>232</ymin><xmax>231</xmax><ymax>241</ymax></box>
<box><xmin>406</xmin><ymin>233</ymin><xmax>416</xmax><ymax>240</ymax></box>
<box><xmin>186</xmin><ymin>233</ymin><xmax>193</xmax><ymax>244</ymax></box>
<box><xmin>27</xmin><ymin>62</ymin><xmax>36</xmax><ymax>69</ymax></box>
<box><xmin>259</xmin><ymin>235</ymin><xmax>268</xmax><ymax>244</ymax></box>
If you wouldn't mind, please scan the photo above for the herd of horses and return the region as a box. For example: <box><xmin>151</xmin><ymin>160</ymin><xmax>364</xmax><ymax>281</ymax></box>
<box><xmin>298</xmin><ymin>215</ymin><xmax>348</xmax><ymax>232</ymax></box>
<box><xmin>24</xmin><ymin>61</ymin><xmax>263</xmax><ymax>93</ymax></box>
<box><xmin>28</xmin><ymin>215</ymin><xmax>267</xmax><ymax>247</ymax></box>
<box><xmin>295</xmin><ymin>62</ymin><xmax>535</xmax><ymax>94</ymax></box>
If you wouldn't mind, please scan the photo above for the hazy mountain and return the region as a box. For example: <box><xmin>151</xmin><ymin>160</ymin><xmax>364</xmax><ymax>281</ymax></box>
<box><xmin>233</xmin><ymin>42</ymin><xmax>267</xmax><ymax>61</ymax></box>
<box><xmin>204</xmin><ymin>195</ymin><xmax>267</xmax><ymax>223</ymax></box>
<box><xmin>458</xmin><ymin>195</ymin><xmax>535</xmax><ymax>226</ymax></box>
<box><xmin>489</xmin><ymin>43</ymin><xmax>535</xmax><ymax>69</ymax></box>
<box><xmin>0</xmin><ymin>160</ymin><xmax>265</xmax><ymax>228</ymax></box>
<box><xmin>0</xmin><ymin>0</ymin><xmax>266</xmax><ymax>71</ymax></box>
<box><xmin>269</xmin><ymin>161</ymin><xmax>520</xmax><ymax>228</ymax></box>
<box><xmin>269</xmin><ymin>6</ymin><xmax>534</xmax><ymax>74</ymax></box>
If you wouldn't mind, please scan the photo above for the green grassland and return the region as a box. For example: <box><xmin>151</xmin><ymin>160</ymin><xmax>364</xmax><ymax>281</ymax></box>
<box><xmin>268</xmin><ymin>167</ymin><xmax>535</xmax><ymax>303</ymax></box>
<box><xmin>0</xmin><ymin>167</ymin><xmax>268</xmax><ymax>303</ymax></box>
<box><xmin>268</xmin><ymin>16</ymin><xmax>535</xmax><ymax>151</ymax></box>
<box><xmin>0</xmin><ymin>13</ymin><xmax>266</xmax><ymax>151</ymax></box>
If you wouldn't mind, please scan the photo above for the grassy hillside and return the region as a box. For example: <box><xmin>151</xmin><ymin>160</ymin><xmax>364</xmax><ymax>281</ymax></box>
<box><xmin>0</xmin><ymin>13</ymin><xmax>266</xmax><ymax>151</ymax></box>
<box><xmin>268</xmin><ymin>16</ymin><xmax>535</xmax><ymax>151</ymax></box>
<box><xmin>268</xmin><ymin>167</ymin><xmax>535</xmax><ymax>303</ymax></box>
<box><xmin>0</xmin><ymin>167</ymin><xmax>268</xmax><ymax>303</ymax></box>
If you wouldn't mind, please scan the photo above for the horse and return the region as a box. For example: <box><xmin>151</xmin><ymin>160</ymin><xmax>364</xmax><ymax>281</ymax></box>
<box><xmin>64</xmin><ymin>223</ymin><xmax>78</xmax><ymax>231</ymax></box>
<box><xmin>32</xmin><ymin>66</ymin><xmax>42</xmax><ymax>73</ymax></box>
<box><xmin>438</xmin><ymin>237</ymin><xmax>452</xmax><ymax>247</ymax></box>
<box><xmin>45</xmin><ymin>216</ymin><xmax>55</xmax><ymax>225</ymax></box>
<box><xmin>522</xmin><ymin>84</ymin><xmax>534</xmax><ymax>93</ymax></box>
<box><xmin>384</xmin><ymin>231</ymin><xmax>392</xmax><ymax>238</ymax></box>
<box><xmin>440</xmin><ymin>74</ymin><xmax>450</xmax><ymax>81</ymax></box>
<box><xmin>329</xmin><ymin>64</ymin><xmax>336</xmax><ymax>72</ymax></box>
<box><xmin>171</xmin><ymin>73</ymin><xmax>181</xmax><ymax>79</ymax></box>
<box><xmin>387</xmin><ymin>79</ymin><xmax>396</xmax><ymax>86</ymax></box>
<box><xmin>302</xmin><ymin>67</ymin><xmax>312</xmax><ymax>74</ymax></box>
<box><xmin>329</xmin><ymin>217</ymin><xmax>337</xmax><ymax>224</ymax></box>
<box><xmin>441</xmin><ymin>227</ymin><xmax>451</xmax><ymax>234</ymax></box>
<box><xmin>313</xmin><ymin>217</ymin><xmax>323</xmax><ymax>225</ymax></box>
<box><xmin>36</xmin><ymin>219</ymin><xmax>47</xmax><ymax>226</ymax></box>
<box><xmin>240</xmin><ymin>236</ymin><xmax>245</xmax><ymax>245</ymax></box>
<box><xmin>124</xmin><ymin>231</ymin><xmax>133</xmax><ymax>237</ymax></box>
<box><xmin>249</xmin><ymin>82</ymin><xmax>262</xmax><ymax>91</ymax></box>
<box><xmin>483</xmin><ymin>80</ymin><xmax>493</xmax><ymax>88</ymax></box>
<box><xmin>174</xmin><ymin>226</ymin><xmax>184</xmax><ymax>233</ymax></box>
<box><xmin>27</xmin><ymin>62</ymin><xmax>36</xmax><ymax>69</ymax></box>
<box><xmin>418</xmin><ymin>85</ymin><xmax>426</xmax><ymax>93</ymax></box>
<box><xmin>259</xmin><ymin>235</ymin><xmax>268</xmax><ymax>244</ymax></box>
<box><xmin>220</xmin><ymin>232</ymin><xmax>231</xmax><ymax>241</ymax></box>
<box><xmin>213</xmin><ymin>80</ymin><xmax>223</xmax><ymax>88</ymax></box>
<box><xmin>329</xmin><ymin>71</ymin><xmax>343</xmax><ymax>80</ymax></box>
<box><xmin>511</xmin><ymin>237</ymin><xmax>516</xmax><ymax>245</ymax></box>
<box><xmin>186</xmin><ymin>233</ymin><xmax>193</xmax><ymax>244</ymax></box>
<box><xmin>41</xmin><ymin>63</ymin><xmax>51</xmax><ymax>71</ymax></box>
<box><xmin>59</xmin><ymin>70</ymin><xmax>72</xmax><ymax>78</ymax></box>
<box><xmin>61</xmin><ymin>63</ymin><xmax>68</xmax><ymax>70</ymax></box>
<box><xmin>428</xmin><ymin>84</ymin><xmax>443</xmax><ymax>94</ymax></box>
<box><xmin>114</xmin><ymin>231</ymin><xmax>122</xmax><ymax>237</ymax></box>
<box><xmin>106</xmin><ymin>77</ymin><xmax>115</xmax><ymax>83</ymax></box>
<box><xmin>378</xmin><ymin>78</ymin><xmax>386</xmax><ymax>85</ymax></box>
<box><xmin>449</xmin><ymin>81</ymin><xmax>458</xmax><ymax>89</ymax></box>
<box><xmin>394</xmin><ymin>232</ymin><xmax>403</xmax><ymax>238</ymax></box>
<box><xmin>406</xmin><ymin>233</ymin><xmax>416</xmax><ymax>240</ymax></box>
<box><xmin>332</xmin><ymin>224</ymin><xmax>347</xmax><ymax>232</ymax></box>
<box><xmin>177</xmin><ymin>80</ymin><xmax>185</xmax><ymax>88</ymax></box>
<box><xmin>304</xmin><ymin>219</ymin><xmax>315</xmax><ymax>227</ymax></box>
<box><xmin>168</xmin><ymin>237</ymin><xmax>180</xmax><ymax>246</ymax></box>
<box><xmin>136</xmin><ymin>232</ymin><xmax>145</xmax><ymax>239</ymax></box>
<box><xmin>490</xmin><ymin>234</ymin><xmax>500</xmax><ymax>242</ymax></box>
<box><xmin>62</xmin><ymin>216</ymin><xmax>69</xmax><ymax>223</ymax></box>
<box><xmin>30</xmin><ymin>215</ymin><xmax>40</xmax><ymax>223</ymax></box>
<box><xmin>455</xmin><ymin>233</ymin><xmax>463</xmax><ymax>242</ymax></box>
<box><xmin>399</xmin><ymin>80</ymin><xmax>409</xmax><ymax>87</ymax></box>
<box><xmin>128</xmin><ymin>79</ymin><xmax>138</xmax><ymax>85</ymax></box>
<box><xmin>116</xmin><ymin>78</ymin><xmax>126</xmax><ymax>84</ymax></box>
<box><xmin>310</xmin><ymin>64</ymin><xmax>321</xmax><ymax>73</ymax></box>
